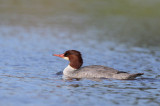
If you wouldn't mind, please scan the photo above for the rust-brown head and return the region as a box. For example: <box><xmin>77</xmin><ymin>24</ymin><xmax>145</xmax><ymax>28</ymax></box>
<box><xmin>53</xmin><ymin>50</ymin><xmax>83</xmax><ymax>69</ymax></box>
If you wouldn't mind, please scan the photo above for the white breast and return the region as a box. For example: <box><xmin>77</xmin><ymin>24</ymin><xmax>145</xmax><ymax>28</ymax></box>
<box><xmin>63</xmin><ymin>65</ymin><xmax>76</xmax><ymax>76</ymax></box>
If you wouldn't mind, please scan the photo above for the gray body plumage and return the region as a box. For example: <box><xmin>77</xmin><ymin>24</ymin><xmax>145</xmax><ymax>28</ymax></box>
<box><xmin>63</xmin><ymin>65</ymin><xmax>143</xmax><ymax>80</ymax></box>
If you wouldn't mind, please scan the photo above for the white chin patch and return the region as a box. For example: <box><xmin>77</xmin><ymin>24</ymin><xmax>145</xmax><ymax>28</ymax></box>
<box><xmin>63</xmin><ymin>57</ymin><xmax>69</xmax><ymax>60</ymax></box>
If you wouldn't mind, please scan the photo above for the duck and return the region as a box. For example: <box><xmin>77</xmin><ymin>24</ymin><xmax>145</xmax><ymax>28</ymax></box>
<box><xmin>53</xmin><ymin>50</ymin><xmax>143</xmax><ymax>80</ymax></box>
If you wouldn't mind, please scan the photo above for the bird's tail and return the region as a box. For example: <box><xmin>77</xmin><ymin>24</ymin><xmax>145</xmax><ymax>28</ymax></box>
<box><xmin>127</xmin><ymin>73</ymin><xmax>144</xmax><ymax>79</ymax></box>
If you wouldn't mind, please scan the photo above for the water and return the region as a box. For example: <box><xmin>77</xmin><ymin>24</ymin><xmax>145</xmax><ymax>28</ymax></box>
<box><xmin>0</xmin><ymin>0</ymin><xmax>160</xmax><ymax>106</ymax></box>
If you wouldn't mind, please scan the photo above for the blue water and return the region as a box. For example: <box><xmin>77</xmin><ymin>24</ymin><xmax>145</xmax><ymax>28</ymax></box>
<box><xmin>0</xmin><ymin>26</ymin><xmax>160</xmax><ymax>106</ymax></box>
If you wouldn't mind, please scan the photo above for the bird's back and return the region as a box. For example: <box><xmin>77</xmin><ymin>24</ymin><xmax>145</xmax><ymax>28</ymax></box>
<box><xmin>67</xmin><ymin>65</ymin><xmax>143</xmax><ymax>80</ymax></box>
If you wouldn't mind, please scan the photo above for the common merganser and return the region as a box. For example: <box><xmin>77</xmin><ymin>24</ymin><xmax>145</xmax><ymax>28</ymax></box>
<box><xmin>53</xmin><ymin>50</ymin><xmax>143</xmax><ymax>80</ymax></box>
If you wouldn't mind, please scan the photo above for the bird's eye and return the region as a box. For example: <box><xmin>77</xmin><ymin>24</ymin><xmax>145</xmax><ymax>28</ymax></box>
<box><xmin>64</xmin><ymin>53</ymin><xmax>68</xmax><ymax>57</ymax></box>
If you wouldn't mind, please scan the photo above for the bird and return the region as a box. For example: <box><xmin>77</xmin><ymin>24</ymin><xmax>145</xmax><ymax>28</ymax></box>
<box><xmin>53</xmin><ymin>50</ymin><xmax>143</xmax><ymax>80</ymax></box>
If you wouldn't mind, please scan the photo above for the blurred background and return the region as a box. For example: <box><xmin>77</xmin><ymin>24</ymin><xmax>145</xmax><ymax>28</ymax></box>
<box><xmin>0</xmin><ymin>0</ymin><xmax>160</xmax><ymax>106</ymax></box>
<box><xmin>0</xmin><ymin>0</ymin><xmax>160</xmax><ymax>47</ymax></box>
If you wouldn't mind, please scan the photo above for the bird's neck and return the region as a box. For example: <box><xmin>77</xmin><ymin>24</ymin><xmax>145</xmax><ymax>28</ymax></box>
<box><xmin>69</xmin><ymin>55</ymin><xmax>83</xmax><ymax>69</ymax></box>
